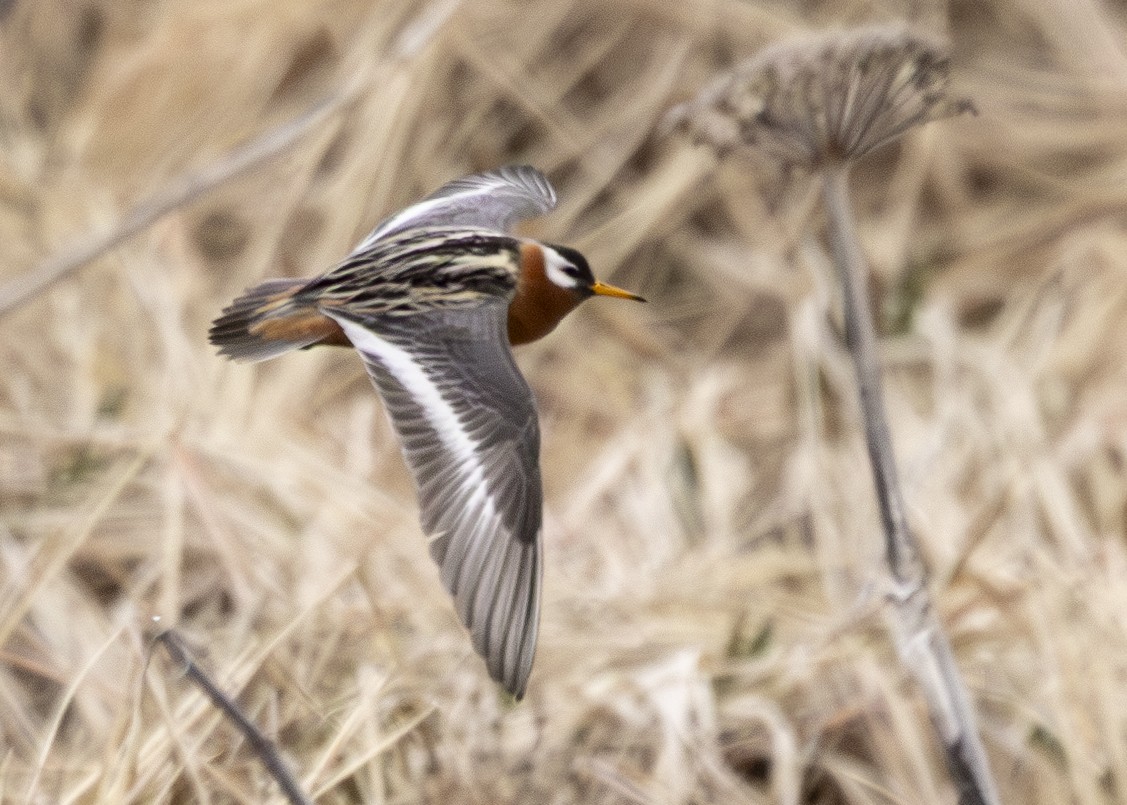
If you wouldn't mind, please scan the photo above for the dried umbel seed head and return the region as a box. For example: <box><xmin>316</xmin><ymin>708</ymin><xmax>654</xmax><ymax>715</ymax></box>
<box><xmin>665</xmin><ymin>25</ymin><xmax>975</xmax><ymax>169</ymax></box>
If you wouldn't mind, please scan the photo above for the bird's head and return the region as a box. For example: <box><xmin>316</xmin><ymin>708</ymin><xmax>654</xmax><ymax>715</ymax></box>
<box><xmin>541</xmin><ymin>244</ymin><xmax>646</xmax><ymax>303</ymax></box>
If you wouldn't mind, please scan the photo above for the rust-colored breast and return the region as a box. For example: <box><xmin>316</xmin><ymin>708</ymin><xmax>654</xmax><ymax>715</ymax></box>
<box><xmin>507</xmin><ymin>243</ymin><xmax>584</xmax><ymax>345</ymax></box>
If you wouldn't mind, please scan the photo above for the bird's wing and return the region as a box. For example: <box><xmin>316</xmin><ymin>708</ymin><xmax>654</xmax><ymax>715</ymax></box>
<box><xmin>359</xmin><ymin>165</ymin><xmax>557</xmax><ymax>247</ymax></box>
<box><xmin>324</xmin><ymin>303</ymin><xmax>542</xmax><ymax>698</ymax></box>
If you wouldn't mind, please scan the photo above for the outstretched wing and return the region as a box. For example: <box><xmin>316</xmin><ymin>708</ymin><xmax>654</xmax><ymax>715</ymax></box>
<box><xmin>325</xmin><ymin>303</ymin><xmax>542</xmax><ymax>698</ymax></box>
<box><xmin>359</xmin><ymin>165</ymin><xmax>557</xmax><ymax>248</ymax></box>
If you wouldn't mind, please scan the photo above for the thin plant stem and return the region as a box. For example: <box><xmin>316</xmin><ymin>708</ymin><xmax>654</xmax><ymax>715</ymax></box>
<box><xmin>154</xmin><ymin>630</ymin><xmax>314</xmax><ymax>805</ymax></box>
<box><xmin>820</xmin><ymin>163</ymin><xmax>1000</xmax><ymax>805</ymax></box>
<box><xmin>821</xmin><ymin>164</ymin><xmax>922</xmax><ymax>585</ymax></box>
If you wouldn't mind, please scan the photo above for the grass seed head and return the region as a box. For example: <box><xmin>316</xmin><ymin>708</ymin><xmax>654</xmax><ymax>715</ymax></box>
<box><xmin>665</xmin><ymin>24</ymin><xmax>975</xmax><ymax>168</ymax></box>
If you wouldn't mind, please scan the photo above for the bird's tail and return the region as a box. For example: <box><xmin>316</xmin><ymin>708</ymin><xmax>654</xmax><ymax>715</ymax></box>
<box><xmin>209</xmin><ymin>278</ymin><xmax>345</xmax><ymax>362</ymax></box>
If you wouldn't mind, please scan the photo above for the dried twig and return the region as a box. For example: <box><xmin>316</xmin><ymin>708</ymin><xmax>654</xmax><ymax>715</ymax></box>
<box><xmin>669</xmin><ymin>25</ymin><xmax>996</xmax><ymax>804</ymax></box>
<box><xmin>153</xmin><ymin>629</ymin><xmax>314</xmax><ymax>805</ymax></box>
<box><xmin>0</xmin><ymin>90</ymin><xmax>353</xmax><ymax>318</ymax></box>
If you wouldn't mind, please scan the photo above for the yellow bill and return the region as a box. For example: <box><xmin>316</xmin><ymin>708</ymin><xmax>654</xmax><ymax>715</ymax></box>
<box><xmin>591</xmin><ymin>281</ymin><xmax>646</xmax><ymax>302</ymax></box>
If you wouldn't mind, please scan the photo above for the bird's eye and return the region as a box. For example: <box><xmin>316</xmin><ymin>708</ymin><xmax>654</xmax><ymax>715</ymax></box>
<box><xmin>563</xmin><ymin>265</ymin><xmax>582</xmax><ymax>278</ymax></box>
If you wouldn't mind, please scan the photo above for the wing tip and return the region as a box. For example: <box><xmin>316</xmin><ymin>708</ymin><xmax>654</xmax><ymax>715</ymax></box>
<box><xmin>487</xmin><ymin>538</ymin><xmax>542</xmax><ymax>700</ymax></box>
<box><xmin>500</xmin><ymin>164</ymin><xmax>557</xmax><ymax>210</ymax></box>
<box><xmin>430</xmin><ymin>526</ymin><xmax>542</xmax><ymax>700</ymax></box>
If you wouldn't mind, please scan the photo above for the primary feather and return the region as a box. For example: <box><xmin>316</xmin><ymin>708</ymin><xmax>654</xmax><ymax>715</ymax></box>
<box><xmin>359</xmin><ymin>164</ymin><xmax>557</xmax><ymax>247</ymax></box>
<box><xmin>329</xmin><ymin>305</ymin><xmax>543</xmax><ymax>697</ymax></box>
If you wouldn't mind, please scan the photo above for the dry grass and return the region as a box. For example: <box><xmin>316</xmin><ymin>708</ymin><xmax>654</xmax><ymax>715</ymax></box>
<box><xmin>2</xmin><ymin>0</ymin><xmax>1126</xmax><ymax>802</ymax></box>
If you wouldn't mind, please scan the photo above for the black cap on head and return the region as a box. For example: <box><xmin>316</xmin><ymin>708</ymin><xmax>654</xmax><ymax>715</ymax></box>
<box><xmin>546</xmin><ymin>243</ymin><xmax>595</xmax><ymax>286</ymax></box>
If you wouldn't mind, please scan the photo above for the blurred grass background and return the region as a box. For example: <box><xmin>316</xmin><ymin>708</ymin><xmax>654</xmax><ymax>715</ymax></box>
<box><xmin>3</xmin><ymin>0</ymin><xmax>1127</xmax><ymax>802</ymax></box>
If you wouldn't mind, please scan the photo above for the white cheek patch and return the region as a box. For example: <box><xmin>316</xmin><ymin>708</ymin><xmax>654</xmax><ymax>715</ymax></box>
<box><xmin>542</xmin><ymin>247</ymin><xmax>579</xmax><ymax>289</ymax></box>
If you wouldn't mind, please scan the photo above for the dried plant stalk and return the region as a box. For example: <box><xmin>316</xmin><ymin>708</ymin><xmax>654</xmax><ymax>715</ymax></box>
<box><xmin>823</xmin><ymin>165</ymin><xmax>998</xmax><ymax>805</ymax></box>
<box><xmin>671</xmin><ymin>24</ymin><xmax>996</xmax><ymax>804</ymax></box>
<box><xmin>822</xmin><ymin>166</ymin><xmax>922</xmax><ymax>584</ymax></box>
<box><xmin>154</xmin><ymin>630</ymin><xmax>314</xmax><ymax>805</ymax></box>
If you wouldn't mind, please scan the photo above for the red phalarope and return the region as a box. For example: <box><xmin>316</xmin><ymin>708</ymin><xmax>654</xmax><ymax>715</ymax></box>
<box><xmin>209</xmin><ymin>165</ymin><xmax>643</xmax><ymax>697</ymax></box>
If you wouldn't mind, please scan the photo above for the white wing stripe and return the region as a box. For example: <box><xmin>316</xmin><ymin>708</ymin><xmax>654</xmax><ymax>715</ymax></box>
<box><xmin>331</xmin><ymin>316</ymin><xmax>513</xmax><ymax>608</ymax></box>
<box><xmin>327</xmin><ymin>308</ymin><xmax>542</xmax><ymax>696</ymax></box>
<box><xmin>332</xmin><ymin>316</ymin><xmax>482</xmax><ymax>472</ymax></box>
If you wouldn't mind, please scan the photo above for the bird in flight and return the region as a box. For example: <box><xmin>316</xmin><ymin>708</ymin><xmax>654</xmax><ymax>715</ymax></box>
<box><xmin>209</xmin><ymin>165</ymin><xmax>644</xmax><ymax>698</ymax></box>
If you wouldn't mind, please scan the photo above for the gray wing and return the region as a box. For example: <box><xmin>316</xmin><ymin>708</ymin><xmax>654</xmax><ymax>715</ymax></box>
<box><xmin>325</xmin><ymin>303</ymin><xmax>542</xmax><ymax>698</ymax></box>
<box><xmin>359</xmin><ymin>165</ymin><xmax>557</xmax><ymax>248</ymax></box>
